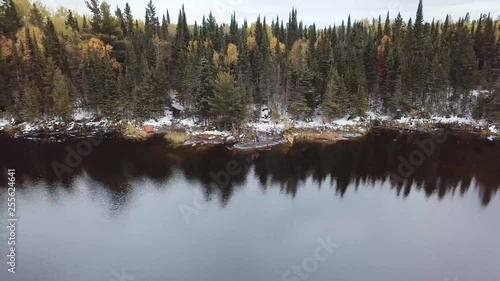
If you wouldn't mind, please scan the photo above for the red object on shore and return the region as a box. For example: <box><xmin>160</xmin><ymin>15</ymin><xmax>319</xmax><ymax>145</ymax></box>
<box><xmin>144</xmin><ymin>125</ymin><xmax>154</xmax><ymax>134</ymax></box>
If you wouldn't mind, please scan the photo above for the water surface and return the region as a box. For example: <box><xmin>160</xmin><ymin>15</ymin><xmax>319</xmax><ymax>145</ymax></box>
<box><xmin>0</xmin><ymin>132</ymin><xmax>499</xmax><ymax>281</ymax></box>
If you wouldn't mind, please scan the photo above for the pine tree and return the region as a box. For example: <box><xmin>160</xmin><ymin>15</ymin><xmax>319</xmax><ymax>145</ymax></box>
<box><xmin>100</xmin><ymin>56</ymin><xmax>119</xmax><ymax>120</ymax></box>
<box><xmin>52</xmin><ymin>68</ymin><xmax>73</xmax><ymax>122</ymax></box>
<box><xmin>208</xmin><ymin>72</ymin><xmax>244</xmax><ymax>129</ymax></box>
<box><xmin>123</xmin><ymin>3</ymin><xmax>134</xmax><ymax>36</ymax></box>
<box><xmin>322</xmin><ymin>68</ymin><xmax>346</xmax><ymax>122</ymax></box>
<box><xmin>194</xmin><ymin>57</ymin><xmax>214</xmax><ymax>122</ymax></box>
<box><xmin>85</xmin><ymin>0</ymin><xmax>102</xmax><ymax>34</ymax></box>
<box><xmin>29</xmin><ymin>4</ymin><xmax>44</xmax><ymax>28</ymax></box>
<box><xmin>115</xmin><ymin>6</ymin><xmax>126</xmax><ymax>38</ymax></box>
<box><xmin>23</xmin><ymin>82</ymin><xmax>41</xmax><ymax>121</ymax></box>
<box><xmin>0</xmin><ymin>46</ymin><xmax>10</xmax><ymax>112</ymax></box>
<box><xmin>287</xmin><ymin>8</ymin><xmax>299</xmax><ymax>48</ymax></box>
<box><xmin>43</xmin><ymin>18</ymin><xmax>69</xmax><ymax>74</ymax></box>
<box><xmin>160</xmin><ymin>14</ymin><xmax>168</xmax><ymax>40</ymax></box>
<box><xmin>101</xmin><ymin>2</ymin><xmax>120</xmax><ymax>38</ymax></box>
<box><xmin>82</xmin><ymin>15</ymin><xmax>89</xmax><ymax>32</ymax></box>
<box><xmin>0</xmin><ymin>0</ymin><xmax>22</xmax><ymax>37</ymax></box>
<box><xmin>289</xmin><ymin>91</ymin><xmax>308</xmax><ymax>120</ymax></box>
<box><xmin>65</xmin><ymin>10</ymin><xmax>79</xmax><ymax>32</ymax></box>
<box><xmin>42</xmin><ymin>57</ymin><xmax>56</xmax><ymax>116</ymax></box>
<box><xmin>145</xmin><ymin>0</ymin><xmax>159</xmax><ymax>35</ymax></box>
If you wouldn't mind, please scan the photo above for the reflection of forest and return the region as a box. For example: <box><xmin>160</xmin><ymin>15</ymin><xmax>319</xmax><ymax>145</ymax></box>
<box><xmin>1</xmin><ymin>130</ymin><xmax>499</xmax><ymax>206</ymax></box>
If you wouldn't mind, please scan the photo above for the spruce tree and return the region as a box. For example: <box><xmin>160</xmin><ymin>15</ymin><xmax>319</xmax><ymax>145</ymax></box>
<box><xmin>322</xmin><ymin>68</ymin><xmax>347</xmax><ymax>121</ymax></box>
<box><xmin>65</xmin><ymin>10</ymin><xmax>79</xmax><ymax>32</ymax></box>
<box><xmin>101</xmin><ymin>2</ymin><xmax>120</xmax><ymax>38</ymax></box>
<box><xmin>195</xmin><ymin>58</ymin><xmax>214</xmax><ymax>123</ymax></box>
<box><xmin>29</xmin><ymin>4</ymin><xmax>45</xmax><ymax>28</ymax></box>
<box><xmin>23</xmin><ymin>82</ymin><xmax>41</xmax><ymax>121</ymax></box>
<box><xmin>0</xmin><ymin>0</ymin><xmax>22</xmax><ymax>37</ymax></box>
<box><xmin>208</xmin><ymin>72</ymin><xmax>244</xmax><ymax>129</ymax></box>
<box><xmin>42</xmin><ymin>57</ymin><xmax>56</xmax><ymax>116</ymax></box>
<box><xmin>123</xmin><ymin>3</ymin><xmax>134</xmax><ymax>36</ymax></box>
<box><xmin>52</xmin><ymin>68</ymin><xmax>73</xmax><ymax>122</ymax></box>
<box><xmin>85</xmin><ymin>0</ymin><xmax>102</xmax><ymax>34</ymax></box>
<box><xmin>43</xmin><ymin>18</ymin><xmax>69</xmax><ymax>74</ymax></box>
<box><xmin>289</xmin><ymin>91</ymin><xmax>308</xmax><ymax>120</ymax></box>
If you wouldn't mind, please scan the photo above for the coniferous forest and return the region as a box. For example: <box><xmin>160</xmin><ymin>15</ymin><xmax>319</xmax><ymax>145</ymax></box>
<box><xmin>0</xmin><ymin>0</ymin><xmax>500</xmax><ymax>129</ymax></box>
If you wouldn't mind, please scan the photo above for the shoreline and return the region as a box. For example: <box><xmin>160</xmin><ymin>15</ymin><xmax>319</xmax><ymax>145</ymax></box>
<box><xmin>1</xmin><ymin>115</ymin><xmax>499</xmax><ymax>147</ymax></box>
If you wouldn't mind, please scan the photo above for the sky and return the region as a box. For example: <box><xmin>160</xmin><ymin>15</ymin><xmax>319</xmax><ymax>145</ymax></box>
<box><xmin>45</xmin><ymin>0</ymin><xmax>500</xmax><ymax>27</ymax></box>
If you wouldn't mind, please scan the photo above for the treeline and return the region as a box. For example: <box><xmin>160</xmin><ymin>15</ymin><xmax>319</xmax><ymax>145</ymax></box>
<box><xmin>0</xmin><ymin>0</ymin><xmax>499</xmax><ymax>128</ymax></box>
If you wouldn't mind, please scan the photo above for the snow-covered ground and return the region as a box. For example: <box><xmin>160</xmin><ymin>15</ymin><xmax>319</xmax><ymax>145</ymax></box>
<box><xmin>393</xmin><ymin>115</ymin><xmax>488</xmax><ymax>127</ymax></box>
<box><xmin>1</xmin><ymin>108</ymin><xmax>499</xmax><ymax>141</ymax></box>
<box><xmin>144</xmin><ymin>110</ymin><xmax>173</xmax><ymax>127</ymax></box>
<box><xmin>0</xmin><ymin>118</ymin><xmax>9</xmax><ymax>130</ymax></box>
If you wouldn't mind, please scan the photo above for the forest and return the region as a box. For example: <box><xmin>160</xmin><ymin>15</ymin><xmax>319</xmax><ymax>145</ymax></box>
<box><xmin>0</xmin><ymin>0</ymin><xmax>499</xmax><ymax>129</ymax></box>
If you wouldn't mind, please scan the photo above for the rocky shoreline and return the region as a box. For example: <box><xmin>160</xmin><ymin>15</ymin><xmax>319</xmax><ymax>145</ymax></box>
<box><xmin>1</xmin><ymin>115</ymin><xmax>498</xmax><ymax>149</ymax></box>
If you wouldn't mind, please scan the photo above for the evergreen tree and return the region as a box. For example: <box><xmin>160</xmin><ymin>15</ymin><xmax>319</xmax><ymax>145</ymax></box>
<box><xmin>0</xmin><ymin>0</ymin><xmax>499</xmax><ymax>125</ymax></box>
<box><xmin>289</xmin><ymin>91</ymin><xmax>308</xmax><ymax>120</ymax></box>
<box><xmin>65</xmin><ymin>10</ymin><xmax>79</xmax><ymax>32</ymax></box>
<box><xmin>194</xmin><ymin>58</ymin><xmax>214</xmax><ymax>123</ymax></box>
<box><xmin>29</xmin><ymin>4</ymin><xmax>45</xmax><ymax>28</ymax></box>
<box><xmin>23</xmin><ymin>82</ymin><xmax>41</xmax><ymax>121</ymax></box>
<box><xmin>101</xmin><ymin>2</ymin><xmax>120</xmax><ymax>38</ymax></box>
<box><xmin>123</xmin><ymin>3</ymin><xmax>134</xmax><ymax>36</ymax></box>
<box><xmin>85</xmin><ymin>0</ymin><xmax>102</xmax><ymax>34</ymax></box>
<box><xmin>42</xmin><ymin>57</ymin><xmax>56</xmax><ymax>116</ymax></box>
<box><xmin>322</xmin><ymin>67</ymin><xmax>347</xmax><ymax>121</ymax></box>
<box><xmin>208</xmin><ymin>72</ymin><xmax>244</xmax><ymax>129</ymax></box>
<box><xmin>0</xmin><ymin>0</ymin><xmax>22</xmax><ymax>36</ymax></box>
<box><xmin>115</xmin><ymin>6</ymin><xmax>126</xmax><ymax>37</ymax></box>
<box><xmin>52</xmin><ymin>68</ymin><xmax>73</xmax><ymax>122</ymax></box>
<box><xmin>43</xmin><ymin>18</ymin><xmax>69</xmax><ymax>74</ymax></box>
<box><xmin>145</xmin><ymin>0</ymin><xmax>159</xmax><ymax>35</ymax></box>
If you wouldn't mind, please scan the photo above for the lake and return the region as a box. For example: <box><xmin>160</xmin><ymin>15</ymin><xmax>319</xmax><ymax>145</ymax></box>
<box><xmin>0</xmin><ymin>131</ymin><xmax>499</xmax><ymax>281</ymax></box>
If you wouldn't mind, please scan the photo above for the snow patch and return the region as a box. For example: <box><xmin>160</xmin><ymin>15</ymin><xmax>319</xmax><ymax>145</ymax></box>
<box><xmin>489</xmin><ymin>125</ymin><xmax>498</xmax><ymax>135</ymax></box>
<box><xmin>178</xmin><ymin>117</ymin><xmax>196</xmax><ymax>127</ymax></box>
<box><xmin>73</xmin><ymin>109</ymin><xmax>94</xmax><ymax>121</ymax></box>
<box><xmin>189</xmin><ymin>130</ymin><xmax>229</xmax><ymax>137</ymax></box>
<box><xmin>249</xmin><ymin>122</ymin><xmax>285</xmax><ymax>133</ymax></box>
<box><xmin>0</xmin><ymin>119</ymin><xmax>8</xmax><ymax>129</ymax></box>
<box><xmin>144</xmin><ymin>110</ymin><xmax>173</xmax><ymax>127</ymax></box>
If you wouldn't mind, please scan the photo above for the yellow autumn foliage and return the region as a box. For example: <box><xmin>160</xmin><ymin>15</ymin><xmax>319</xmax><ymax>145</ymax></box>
<box><xmin>247</xmin><ymin>23</ymin><xmax>274</xmax><ymax>42</ymax></box>
<box><xmin>15</xmin><ymin>26</ymin><xmax>45</xmax><ymax>60</ymax></box>
<box><xmin>227</xmin><ymin>43</ymin><xmax>238</xmax><ymax>65</ymax></box>
<box><xmin>110</xmin><ymin>58</ymin><xmax>121</xmax><ymax>70</ymax></box>
<box><xmin>204</xmin><ymin>39</ymin><xmax>213</xmax><ymax>50</ymax></box>
<box><xmin>189</xmin><ymin>40</ymin><xmax>198</xmax><ymax>56</ymax></box>
<box><xmin>0</xmin><ymin>36</ymin><xmax>13</xmax><ymax>58</ymax></box>
<box><xmin>270</xmin><ymin>37</ymin><xmax>286</xmax><ymax>56</ymax></box>
<box><xmin>213</xmin><ymin>52</ymin><xmax>220</xmax><ymax>66</ymax></box>
<box><xmin>81</xmin><ymin>37</ymin><xmax>113</xmax><ymax>62</ymax></box>
<box><xmin>247</xmin><ymin>36</ymin><xmax>257</xmax><ymax>51</ymax></box>
<box><xmin>246</xmin><ymin>30</ymin><xmax>284</xmax><ymax>56</ymax></box>
<box><xmin>290</xmin><ymin>39</ymin><xmax>309</xmax><ymax>69</ymax></box>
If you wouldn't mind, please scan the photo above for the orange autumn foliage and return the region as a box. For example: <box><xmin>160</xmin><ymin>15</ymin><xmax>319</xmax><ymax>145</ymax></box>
<box><xmin>0</xmin><ymin>36</ymin><xmax>14</xmax><ymax>58</ymax></box>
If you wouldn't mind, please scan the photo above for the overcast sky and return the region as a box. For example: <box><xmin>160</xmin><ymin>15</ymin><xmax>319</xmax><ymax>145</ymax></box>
<box><xmin>46</xmin><ymin>0</ymin><xmax>500</xmax><ymax>27</ymax></box>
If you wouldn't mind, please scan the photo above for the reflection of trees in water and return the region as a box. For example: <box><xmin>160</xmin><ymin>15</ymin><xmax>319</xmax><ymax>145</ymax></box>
<box><xmin>1</xmin><ymin>132</ymin><xmax>499</xmax><ymax>210</ymax></box>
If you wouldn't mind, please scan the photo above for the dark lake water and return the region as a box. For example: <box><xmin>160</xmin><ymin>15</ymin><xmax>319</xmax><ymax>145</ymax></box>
<box><xmin>0</xmin><ymin>131</ymin><xmax>499</xmax><ymax>281</ymax></box>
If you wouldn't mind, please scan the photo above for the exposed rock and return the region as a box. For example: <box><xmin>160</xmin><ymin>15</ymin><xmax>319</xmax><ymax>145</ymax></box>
<box><xmin>225</xmin><ymin>136</ymin><xmax>237</xmax><ymax>145</ymax></box>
